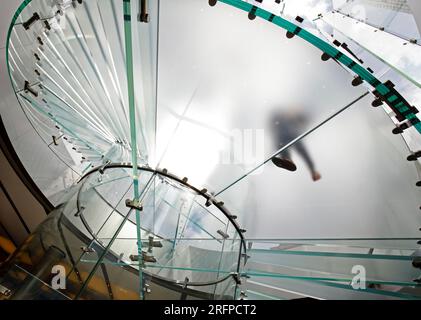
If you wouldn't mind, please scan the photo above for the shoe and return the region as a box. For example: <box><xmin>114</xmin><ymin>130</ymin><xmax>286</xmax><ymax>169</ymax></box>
<box><xmin>271</xmin><ymin>157</ymin><xmax>297</xmax><ymax>171</ymax></box>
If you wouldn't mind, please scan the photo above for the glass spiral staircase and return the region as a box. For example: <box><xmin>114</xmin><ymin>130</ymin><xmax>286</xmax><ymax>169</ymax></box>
<box><xmin>0</xmin><ymin>0</ymin><xmax>421</xmax><ymax>299</ymax></box>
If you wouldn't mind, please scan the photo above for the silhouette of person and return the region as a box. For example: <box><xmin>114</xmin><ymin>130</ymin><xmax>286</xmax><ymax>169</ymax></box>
<box><xmin>270</xmin><ymin>108</ymin><xmax>321</xmax><ymax>181</ymax></box>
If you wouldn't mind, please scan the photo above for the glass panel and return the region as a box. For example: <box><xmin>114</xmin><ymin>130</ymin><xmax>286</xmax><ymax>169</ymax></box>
<box><xmin>337</xmin><ymin>0</ymin><xmax>421</xmax><ymax>42</ymax></box>
<box><xmin>218</xmin><ymin>95</ymin><xmax>421</xmax><ymax>240</ymax></box>
<box><xmin>247</xmin><ymin>249</ymin><xmax>417</xmax><ymax>284</ymax></box>
<box><xmin>247</xmin><ymin>238</ymin><xmax>420</xmax><ymax>250</ymax></box>
<box><xmin>246</xmin><ymin>274</ymin><xmax>421</xmax><ymax>300</ymax></box>
<box><xmin>155</xmin><ymin>0</ymin><xmax>365</xmax><ymax>194</ymax></box>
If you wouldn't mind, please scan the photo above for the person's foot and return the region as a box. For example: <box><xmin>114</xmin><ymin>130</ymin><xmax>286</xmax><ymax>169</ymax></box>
<box><xmin>271</xmin><ymin>157</ymin><xmax>297</xmax><ymax>171</ymax></box>
<box><xmin>311</xmin><ymin>170</ymin><xmax>321</xmax><ymax>181</ymax></box>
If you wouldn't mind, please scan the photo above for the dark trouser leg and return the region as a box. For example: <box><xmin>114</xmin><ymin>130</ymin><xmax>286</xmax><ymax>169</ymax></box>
<box><xmin>294</xmin><ymin>141</ymin><xmax>315</xmax><ymax>172</ymax></box>
<box><xmin>277</xmin><ymin>148</ymin><xmax>291</xmax><ymax>160</ymax></box>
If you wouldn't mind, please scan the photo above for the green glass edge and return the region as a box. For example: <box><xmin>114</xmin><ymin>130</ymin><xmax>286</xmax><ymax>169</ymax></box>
<box><xmin>123</xmin><ymin>0</ymin><xmax>144</xmax><ymax>300</ymax></box>
<box><xmin>246</xmin><ymin>269</ymin><xmax>419</xmax><ymax>287</ymax></box>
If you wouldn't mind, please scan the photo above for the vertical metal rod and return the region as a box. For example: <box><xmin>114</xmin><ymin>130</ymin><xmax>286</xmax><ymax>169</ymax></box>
<box><xmin>123</xmin><ymin>0</ymin><xmax>143</xmax><ymax>299</ymax></box>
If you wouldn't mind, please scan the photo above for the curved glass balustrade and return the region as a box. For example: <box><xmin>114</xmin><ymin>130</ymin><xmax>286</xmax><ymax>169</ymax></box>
<box><xmin>0</xmin><ymin>163</ymin><xmax>246</xmax><ymax>300</ymax></box>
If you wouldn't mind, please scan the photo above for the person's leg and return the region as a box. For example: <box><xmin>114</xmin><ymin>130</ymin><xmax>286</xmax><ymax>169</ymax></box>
<box><xmin>294</xmin><ymin>142</ymin><xmax>321</xmax><ymax>181</ymax></box>
<box><xmin>279</xmin><ymin>148</ymin><xmax>291</xmax><ymax>160</ymax></box>
<box><xmin>294</xmin><ymin>142</ymin><xmax>314</xmax><ymax>171</ymax></box>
